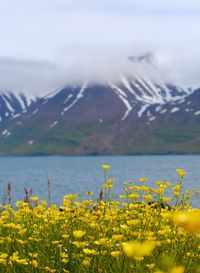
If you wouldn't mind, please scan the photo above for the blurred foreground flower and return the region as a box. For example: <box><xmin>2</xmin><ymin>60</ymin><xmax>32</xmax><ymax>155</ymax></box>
<box><xmin>173</xmin><ymin>210</ymin><xmax>200</xmax><ymax>233</ymax></box>
<box><xmin>122</xmin><ymin>241</ymin><xmax>156</xmax><ymax>258</ymax></box>
<box><xmin>155</xmin><ymin>266</ymin><xmax>185</xmax><ymax>273</ymax></box>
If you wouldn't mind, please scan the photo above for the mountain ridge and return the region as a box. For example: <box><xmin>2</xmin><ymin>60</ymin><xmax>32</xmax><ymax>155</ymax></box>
<box><xmin>0</xmin><ymin>72</ymin><xmax>199</xmax><ymax>155</ymax></box>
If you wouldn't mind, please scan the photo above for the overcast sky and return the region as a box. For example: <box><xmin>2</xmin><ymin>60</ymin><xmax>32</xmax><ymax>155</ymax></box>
<box><xmin>0</xmin><ymin>0</ymin><xmax>200</xmax><ymax>96</ymax></box>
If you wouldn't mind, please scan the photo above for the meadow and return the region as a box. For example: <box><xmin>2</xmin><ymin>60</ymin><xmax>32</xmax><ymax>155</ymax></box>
<box><xmin>0</xmin><ymin>166</ymin><xmax>199</xmax><ymax>273</ymax></box>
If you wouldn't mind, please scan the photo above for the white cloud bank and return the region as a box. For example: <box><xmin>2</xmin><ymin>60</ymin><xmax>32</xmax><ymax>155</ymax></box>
<box><xmin>0</xmin><ymin>0</ymin><xmax>200</xmax><ymax>96</ymax></box>
<box><xmin>1</xmin><ymin>46</ymin><xmax>200</xmax><ymax>97</ymax></box>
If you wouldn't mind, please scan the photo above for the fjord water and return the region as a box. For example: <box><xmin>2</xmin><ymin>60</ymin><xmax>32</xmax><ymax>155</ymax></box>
<box><xmin>0</xmin><ymin>155</ymin><xmax>199</xmax><ymax>207</ymax></box>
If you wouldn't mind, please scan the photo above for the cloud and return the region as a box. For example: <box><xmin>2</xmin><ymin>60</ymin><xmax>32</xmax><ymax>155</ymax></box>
<box><xmin>0</xmin><ymin>0</ymin><xmax>200</xmax><ymax>95</ymax></box>
<box><xmin>55</xmin><ymin>45</ymin><xmax>200</xmax><ymax>88</ymax></box>
<box><xmin>1</xmin><ymin>45</ymin><xmax>200</xmax><ymax>97</ymax></box>
<box><xmin>0</xmin><ymin>57</ymin><xmax>67</xmax><ymax>96</ymax></box>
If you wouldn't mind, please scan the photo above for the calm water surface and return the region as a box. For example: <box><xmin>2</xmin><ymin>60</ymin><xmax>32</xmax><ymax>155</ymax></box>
<box><xmin>0</xmin><ymin>155</ymin><xmax>199</xmax><ymax>207</ymax></box>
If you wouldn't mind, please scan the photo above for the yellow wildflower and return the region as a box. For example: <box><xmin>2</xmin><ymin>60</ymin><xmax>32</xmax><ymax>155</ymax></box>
<box><xmin>31</xmin><ymin>260</ymin><xmax>38</xmax><ymax>267</ymax></box>
<box><xmin>122</xmin><ymin>241</ymin><xmax>156</xmax><ymax>258</ymax></box>
<box><xmin>30</xmin><ymin>196</ymin><xmax>39</xmax><ymax>202</ymax></box>
<box><xmin>143</xmin><ymin>194</ymin><xmax>153</xmax><ymax>201</ymax></box>
<box><xmin>102</xmin><ymin>165</ymin><xmax>110</xmax><ymax>170</ymax></box>
<box><xmin>141</xmin><ymin>186</ymin><xmax>150</xmax><ymax>192</ymax></box>
<box><xmin>176</xmin><ymin>169</ymin><xmax>187</xmax><ymax>177</ymax></box>
<box><xmin>110</xmin><ymin>251</ymin><xmax>120</xmax><ymax>257</ymax></box>
<box><xmin>119</xmin><ymin>195</ymin><xmax>125</xmax><ymax>199</ymax></box>
<box><xmin>139</xmin><ymin>177</ymin><xmax>148</xmax><ymax>183</ymax></box>
<box><xmin>155</xmin><ymin>188</ymin><xmax>165</xmax><ymax>195</ymax></box>
<box><xmin>82</xmin><ymin>258</ymin><xmax>91</xmax><ymax>267</ymax></box>
<box><xmin>173</xmin><ymin>185</ymin><xmax>181</xmax><ymax>192</ymax></box>
<box><xmin>170</xmin><ymin>266</ymin><xmax>185</xmax><ymax>273</ymax></box>
<box><xmin>73</xmin><ymin>230</ymin><xmax>86</xmax><ymax>239</ymax></box>
<box><xmin>96</xmin><ymin>238</ymin><xmax>108</xmax><ymax>246</ymax></box>
<box><xmin>73</xmin><ymin>241</ymin><xmax>87</xmax><ymax>248</ymax></box>
<box><xmin>44</xmin><ymin>266</ymin><xmax>56</xmax><ymax>273</ymax></box>
<box><xmin>112</xmin><ymin>234</ymin><xmax>123</xmax><ymax>241</ymax></box>
<box><xmin>173</xmin><ymin>210</ymin><xmax>200</xmax><ymax>233</ymax></box>
<box><xmin>146</xmin><ymin>263</ymin><xmax>155</xmax><ymax>269</ymax></box>
<box><xmin>166</xmin><ymin>181</ymin><xmax>172</xmax><ymax>187</ymax></box>
<box><xmin>127</xmin><ymin>219</ymin><xmax>139</xmax><ymax>226</ymax></box>
<box><xmin>128</xmin><ymin>193</ymin><xmax>140</xmax><ymax>199</ymax></box>
<box><xmin>83</xmin><ymin>248</ymin><xmax>97</xmax><ymax>255</ymax></box>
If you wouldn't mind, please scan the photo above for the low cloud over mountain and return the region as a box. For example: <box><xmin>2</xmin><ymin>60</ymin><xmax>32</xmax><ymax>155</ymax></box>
<box><xmin>0</xmin><ymin>46</ymin><xmax>200</xmax><ymax>97</ymax></box>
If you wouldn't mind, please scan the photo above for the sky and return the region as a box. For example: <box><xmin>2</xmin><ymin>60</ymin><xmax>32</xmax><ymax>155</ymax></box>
<box><xmin>0</xmin><ymin>0</ymin><xmax>200</xmax><ymax>96</ymax></box>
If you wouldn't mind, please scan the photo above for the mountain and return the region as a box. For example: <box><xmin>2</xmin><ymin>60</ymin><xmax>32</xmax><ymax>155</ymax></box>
<box><xmin>0</xmin><ymin>56</ymin><xmax>200</xmax><ymax>155</ymax></box>
<box><xmin>0</xmin><ymin>92</ymin><xmax>34</xmax><ymax>120</ymax></box>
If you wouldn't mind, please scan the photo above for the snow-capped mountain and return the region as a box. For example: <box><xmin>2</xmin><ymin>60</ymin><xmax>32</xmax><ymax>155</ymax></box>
<box><xmin>23</xmin><ymin>75</ymin><xmax>192</xmax><ymax>124</ymax></box>
<box><xmin>0</xmin><ymin>56</ymin><xmax>199</xmax><ymax>155</ymax></box>
<box><xmin>0</xmin><ymin>91</ymin><xmax>35</xmax><ymax>121</ymax></box>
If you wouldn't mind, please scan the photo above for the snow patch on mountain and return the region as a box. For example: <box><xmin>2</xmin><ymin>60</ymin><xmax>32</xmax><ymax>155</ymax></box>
<box><xmin>171</xmin><ymin>107</ymin><xmax>179</xmax><ymax>113</ymax></box>
<box><xmin>110</xmin><ymin>83</ymin><xmax>132</xmax><ymax>120</ymax></box>
<box><xmin>61</xmin><ymin>84</ymin><xmax>87</xmax><ymax>116</ymax></box>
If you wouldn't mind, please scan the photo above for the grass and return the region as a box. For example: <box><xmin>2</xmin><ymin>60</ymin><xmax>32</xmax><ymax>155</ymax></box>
<box><xmin>0</xmin><ymin>167</ymin><xmax>199</xmax><ymax>273</ymax></box>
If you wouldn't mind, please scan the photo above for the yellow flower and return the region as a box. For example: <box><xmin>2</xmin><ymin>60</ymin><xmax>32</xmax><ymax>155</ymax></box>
<box><xmin>103</xmin><ymin>183</ymin><xmax>113</xmax><ymax>189</ymax></box>
<box><xmin>0</xmin><ymin>258</ymin><xmax>6</xmax><ymax>265</ymax></box>
<box><xmin>120</xmin><ymin>224</ymin><xmax>128</xmax><ymax>230</ymax></box>
<box><xmin>83</xmin><ymin>248</ymin><xmax>97</xmax><ymax>255</ymax></box>
<box><xmin>16</xmin><ymin>258</ymin><xmax>29</xmax><ymax>265</ymax></box>
<box><xmin>173</xmin><ymin>210</ymin><xmax>200</xmax><ymax>233</ymax></box>
<box><xmin>62</xmin><ymin>234</ymin><xmax>69</xmax><ymax>239</ymax></box>
<box><xmin>155</xmin><ymin>188</ymin><xmax>165</xmax><ymax>195</ymax></box>
<box><xmin>146</xmin><ymin>263</ymin><xmax>155</xmax><ymax>269</ymax></box>
<box><xmin>143</xmin><ymin>194</ymin><xmax>153</xmax><ymax>201</ymax></box>
<box><xmin>102</xmin><ymin>164</ymin><xmax>110</xmax><ymax>170</ymax></box>
<box><xmin>128</xmin><ymin>193</ymin><xmax>140</xmax><ymax>199</ymax></box>
<box><xmin>0</xmin><ymin>253</ymin><xmax>8</xmax><ymax>265</ymax></box>
<box><xmin>141</xmin><ymin>186</ymin><xmax>150</xmax><ymax>192</ymax></box>
<box><xmin>86</xmin><ymin>191</ymin><xmax>93</xmax><ymax>196</ymax></box>
<box><xmin>31</xmin><ymin>260</ymin><xmax>38</xmax><ymax>267</ymax></box>
<box><xmin>166</xmin><ymin>181</ymin><xmax>172</xmax><ymax>187</ymax></box>
<box><xmin>119</xmin><ymin>195</ymin><xmax>125</xmax><ymax>199</ymax></box>
<box><xmin>112</xmin><ymin>234</ymin><xmax>123</xmax><ymax>241</ymax></box>
<box><xmin>41</xmin><ymin>200</ymin><xmax>47</xmax><ymax>206</ymax></box>
<box><xmin>162</xmin><ymin>197</ymin><xmax>172</xmax><ymax>203</ymax></box>
<box><xmin>0</xmin><ymin>253</ymin><xmax>8</xmax><ymax>259</ymax></box>
<box><xmin>73</xmin><ymin>241</ymin><xmax>87</xmax><ymax>248</ymax></box>
<box><xmin>61</xmin><ymin>252</ymin><xmax>68</xmax><ymax>258</ymax></box>
<box><xmin>96</xmin><ymin>238</ymin><xmax>108</xmax><ymax>246</ymax></box>
<box><xmin>170</xmin><ymin>266</ymin><xmax>185</xmax><ymax>273</ymax></box>
<box><xmin>82</xmin><ymin>258</ymin><xmax>91</xmax><ymax>267</ymax></box>
<box><xmin>110</xmin><ymin>251</ymin><xmax>120</xmax><ymax>257</ymax></box>
<box><xmin>30</xmin><ymin>196</ymin><xmax>39</xmax><ymax>202</ymax></box>
<box><xmin>44</xmin><ymin>266</ymin><xmax>56</xmax><ymax>273</ymax></box>
<box><xmin>127</xmin><ymin>220</ymin><xmax>139</xmax><ymax>226</ymax></box>
<box><xmin>176</xmin><ymin>169</ymin><xmax>187</xmax><ymax>177</ymax></box>
<box><xmin>29</xmin><ymin>253</ymin><xmax>38</xmax><ymax>258</ymax></box>
<box><xmin>108</xmin><ymin>179</ymin><xmax>115</xmax><ymax>185</ymax></box>
<box><xmin>73</xmin><ymin>230</ymin><xmax>86</xmax><ymax>239</ymax></box>
<box><xmin>156</xmin><ymin>181</ymin><xmax>164</xmax><ymax>186</ymax></box>
<box><xmin>64</xmin><ymin>194</ymin><xmax>78</xmax><ymax>199</ymax></box>
<box><xmin>139</xmin><ymin>177</ymin><xmax>148</xmax><ymax>183</ymax></box>
<box><xmin>122</xmin><ymin>241</ymin><xmax>156</xmax><ymax>258</ymax></box>
<box><xmin>15</xmin><ymin>201</ymin><xmax>24</xmax><ymax>208</ymax></box>
<box><xmin>173</xmin><ymin>185</ymin><xmax>181</xmax><ymax>192</ymax></box>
